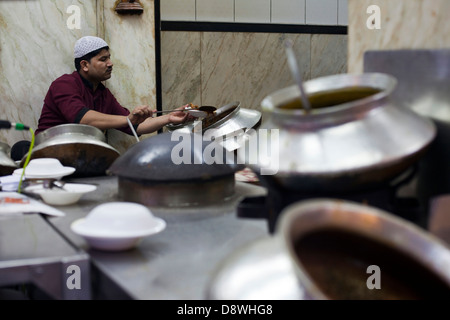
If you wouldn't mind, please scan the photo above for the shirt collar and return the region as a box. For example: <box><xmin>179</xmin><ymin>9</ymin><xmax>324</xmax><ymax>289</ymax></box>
<box><xmin>77</xmin><ymin>71</ymin><xmax>105</xmax><ymax>91</ymax></box>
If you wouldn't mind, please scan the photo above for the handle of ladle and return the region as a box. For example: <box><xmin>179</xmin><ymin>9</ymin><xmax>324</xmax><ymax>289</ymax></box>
<box><xmin>284</xmin><ymin>39</ymin><xmax>312</xmax><ymax>112</ymax></box>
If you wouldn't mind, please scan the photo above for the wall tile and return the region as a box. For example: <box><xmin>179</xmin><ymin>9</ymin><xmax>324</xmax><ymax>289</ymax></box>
<box><xmin>0</xmin><ymin>0</ymin><xmax>96</xmax><ymax>146</ymax></box>
<box><xmin>311</xmin><ymin>34</ymin><xmax>348</xmax><ymax>78</ymax></box>
<box><xmin>160</xmin><ymin>0</ymin><xmax>196</xmax><ymax>21</ymax></box>
<box><xmin>348</xmin><ymin>0</ymin><xmax>450</xmax><ymax>73</ymax></box>
<box><xmin>235</xmin><ymin>0</ymin><xmax>271</xmax><ymax>23</ymax></box>
<box><xmin>103</xmin><ymin>0</ymin><xmax>157</xmax><ymax>151</ymax></box>
<box><xmin>160</xmin><ymin>31</ymin><xmax>202</xmax><ymax>110</ymax></box>
<box><xmin>306</xmin><ymin>0</ymin><xmax>338</xmax><ymax>25</ymax></box>
<box><xmin>200</xmin><ymin>33</ymin><xmax>311</xmax><ymax>110</ymax></box>
<box><xmin>271</xmin><ymin>0</ymin><xmax>306</xmax><ymax>24</ymax></box>
<box><xmin>338</xmin><ymin>0</ymin><xmax>348</xmax><ymax>25</ymax></box>
<box><xmin>196</xmin><ymin>0</ymin><xmax>234</xmax><ymax>22</ymax></box>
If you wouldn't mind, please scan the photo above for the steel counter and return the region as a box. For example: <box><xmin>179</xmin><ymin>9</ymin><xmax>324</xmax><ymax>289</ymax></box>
<box><xmin>0</xmin><ymin>213</ymin><xmax>91</xmax><ymax>299</ymax></box>
<box><xmin>44</xmin><ymin>175</ymin><xmax>271</xmax><ymax>300</ymax></box>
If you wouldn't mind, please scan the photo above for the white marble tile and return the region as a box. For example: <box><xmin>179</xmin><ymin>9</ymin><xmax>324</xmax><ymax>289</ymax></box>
<box><xmin>235</xmin><ymin>0</ymin><xmax>271</xmax><ymax>23</ymax></box>
<box><xmin>311</xmin><ymin>34</ymin><xmax>348</xmax><ymax>78</ymax></box>
<box><xmin>200</xmin><ymin>33</ymin><xmax>311</xmax><ymax>110</ymax></box>
<box><xmin>271</xmin><ymin>0</ymin><xmax>306</xmax><ymax>24</ymax></box>
<box><xmin>160</xmin><ymin>31</ymin><xmax>202</xmax><ymax>110</ymax></box>
<box><xmin>160</xmin><ymin>0</ymin><xmax>196</xmax><ymax>21</ymax></box>
<box><xmin>348</xmin><ymin>0</ymin><xmax>450</xmax><ymax>73</ymax></box>
<box><xmin>196</xmin><ymin>0</ymin><xmax>234</xmax><ymax>22</ymax></box>
<box><xmin>338</xmin><ymin>0</ymin><xmax>348</xmax><ymax>25</ymax></box>
<box><xmin>306</xmin><ymin>0</ymin><xmax>338</xmax><ymax>25</ymax></box>
<box><xmin>103</xmin><ymin>0</ymin><xmax>157</xmax><ymax>152</ymax></box>
<box><xmin>0</xmin><ymin>0</ymin><xmax>96</xmax><ymax>147</ymax></box>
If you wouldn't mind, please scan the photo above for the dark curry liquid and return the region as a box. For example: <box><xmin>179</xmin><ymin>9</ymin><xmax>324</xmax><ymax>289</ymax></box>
<box><xmin>280</xmin><ymin>87</ymin><xmax>381</xmax><ymax>110</ymax></box>
<box><xmin>295</xmin><ymin>228</ymin><xmax>450</xmax><ymax>300</ymax></box>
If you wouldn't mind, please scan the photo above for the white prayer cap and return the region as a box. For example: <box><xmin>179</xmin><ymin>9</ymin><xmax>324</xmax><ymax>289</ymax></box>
<box><xmin>74</xmin><ymin>36</ymin><xmax>108</xmax><ymax>58</ymax></box>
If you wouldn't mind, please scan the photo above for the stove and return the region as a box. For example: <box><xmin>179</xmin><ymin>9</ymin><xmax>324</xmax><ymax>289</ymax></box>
<box><xmin>238</xmin><ymin>165</ymin><xmax>426</xmax><ymax>233</ymax></box>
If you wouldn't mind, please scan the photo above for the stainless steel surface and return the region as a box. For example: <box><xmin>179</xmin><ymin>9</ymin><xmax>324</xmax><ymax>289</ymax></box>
<box><xmin>117</xmin><ymin>175</ymin><xmax>236</xmax><ymax>207</ymax></box>
<box><xmin>207</xmin><ymin>236</ymin><xmax>303</xmax><ymax>300</ymax></box>
<box><xmin>43</xmin><ymin>175</ymin><xmax>269</xmax><ymax>299</ymax></box>
<box><xmin>364</xmin><ymin>49</ymin><xmax>450</xmax><ymax>123</ymax></box>
<box><xmin>0</xmin><ymin>214</ymin><xmax>91</xmax><ymax>299</ymax></box>
<box><xmin>27</xmin><ymin>124</ymin><xmax>120</xmax><ymax>177</ymax></box>
<box><xmin>245</xmin><ymin>73</ymin><xmax>436</xmax><ymax>193</ymax></box>
<box><xmin>364</xmin><ymin>49</ymin><xmax>450</xmax><ymax>214</ymax></box>
<box><xmin>0</xmin><ymin>142</ymin><xmax>17</xmax><ymax>175</ymax></box>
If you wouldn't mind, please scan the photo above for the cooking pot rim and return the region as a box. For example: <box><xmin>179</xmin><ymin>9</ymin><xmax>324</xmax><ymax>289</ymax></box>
<box><xmin>261</xmin><ymin>72</ymin><xmax>397</xmax><ymax>116</ymax></box>
<box><xmin>276</xmin><ymin>198</ymin><xmax>450</xmax><ymax>299</ymax></box>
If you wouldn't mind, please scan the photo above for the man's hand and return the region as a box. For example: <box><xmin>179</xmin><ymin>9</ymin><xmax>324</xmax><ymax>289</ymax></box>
<box><xmin>168</xmin><ymin>104</ymin><xmax>196</xmax><ymax>124</ymax></box>
<box><xmin>129</xmin><ymin>105</ymin><xmax>153</xmax><ymax>125</ymax></box>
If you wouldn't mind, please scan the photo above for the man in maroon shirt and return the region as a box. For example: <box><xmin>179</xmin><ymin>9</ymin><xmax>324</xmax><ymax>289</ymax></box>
<box><xmin>36</xmin><ymin>36</ymin><xmax>188</xmax><ymax>136</ymax></box>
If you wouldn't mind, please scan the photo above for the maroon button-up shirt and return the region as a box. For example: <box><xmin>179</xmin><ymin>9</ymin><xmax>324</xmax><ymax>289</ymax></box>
<box><xmin>36</xmin><ymin>71</ymin><xmax>133</xmax><ymax>135</ymax></box>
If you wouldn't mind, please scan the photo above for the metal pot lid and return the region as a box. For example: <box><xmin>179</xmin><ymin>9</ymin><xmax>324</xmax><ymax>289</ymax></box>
<box><xmin>167</xmin><ymin>102</ymin><xmax>261</xmax><ymax>136</ymax></box>
<box><xmin>25</xmin><ymin>124</ymin><xmax>120</xmax><ymax>177</ymax></box>
<box><xmin>107</xmin><ymin>132</ymin><xmax>244</xmax><ymax>182</ymax></box>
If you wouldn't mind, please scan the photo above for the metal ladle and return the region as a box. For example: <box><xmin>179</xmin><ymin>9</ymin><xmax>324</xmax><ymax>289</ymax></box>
<box><xmin>284</xmin><ymin>39</ymin><xmax>312</xmax><ymax>113</ymax></box>
<box><xmin>153</xmin><ymin>108</ymin><xmax>208</xmax><ymax>118</ymax></box>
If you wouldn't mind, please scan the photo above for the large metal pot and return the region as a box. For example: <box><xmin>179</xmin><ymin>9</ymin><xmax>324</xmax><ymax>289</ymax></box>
<box><xmin>0</xmin><ymin>142</ymin><xmax>17</xmax><ymax>176</ymax></box>
<box><xmin>241</xmin><ymin>73</ymin><xmax>436</xmax><ymax>193</ymax></box>
<box><xmin>107</xmin><ymin>132</ymin><xmax>244</xmax><ymax>207</ymax></box>
<box><xmin>207</xmin><ymin>199</ymin><xmax>450</xmax><ymax>300</ymax></box>
<box><xmin>23</xmin><ymin>124</ymin><xmax>120</xmax><ymax>177</ymax></box>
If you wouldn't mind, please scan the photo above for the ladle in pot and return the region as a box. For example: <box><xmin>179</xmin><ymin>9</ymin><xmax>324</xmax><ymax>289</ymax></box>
<box><xmin>284</xmin><ymin>39</ymin><xmax>311</xmax><ymax>113</ymax></box>
<box><xmin>153</xmin><ymin>107</ymin><xmax>213</xmax><ymax>118</ymax></box>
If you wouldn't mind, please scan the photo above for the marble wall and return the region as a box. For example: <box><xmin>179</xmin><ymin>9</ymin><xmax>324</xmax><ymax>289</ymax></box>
<box><xmin>348</xmin><ymin>0</ymin><xmax>450</xmax><ymax>73</ymax></box>
<box><xmin>0</xmin><ymin>0</ymin><xmax>156</xmax><ymax>154</ymax></box>
<box><xmin>161</xmin><ymin>32</ymin><xmax>348</xmax><ymax>113</ymax></box>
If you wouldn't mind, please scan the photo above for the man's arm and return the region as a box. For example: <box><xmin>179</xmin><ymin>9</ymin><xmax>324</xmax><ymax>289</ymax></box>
<box><xmin>80</xmin><ymin>105</ymin><xmax>152</xmax><ymax>130</ymax></box>
<box><xmin>79</xmin><ymin>109</ymin><xmax>129</xmax><ymax>130</ymax></box>
<box><xmin>136</xmin><ymin>110</ymin><xmax>191</xmax><ymax>135</ymax></box>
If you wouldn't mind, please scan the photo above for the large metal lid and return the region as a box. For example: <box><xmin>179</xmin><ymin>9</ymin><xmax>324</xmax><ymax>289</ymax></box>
<box><xmin>25</xmin><ymin>124</ymin><xmax>120</xmax><ymax>177</ymax></box>
<box><xmin>107</xmin><ymin>132</ymin><xmax>244</xmax><ymax>182</ymax></box>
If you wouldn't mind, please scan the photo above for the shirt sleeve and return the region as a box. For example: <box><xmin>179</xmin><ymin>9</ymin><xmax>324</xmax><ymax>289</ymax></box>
<box><xmin>47</xmin><ymin>76</ymin><xmax>91</xmax><ymax>124</ymax></box>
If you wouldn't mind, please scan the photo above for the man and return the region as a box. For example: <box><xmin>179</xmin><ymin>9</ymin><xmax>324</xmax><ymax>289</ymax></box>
<box><xmin>35</xmin><ymin>36</ymin><xmax>188</xmax><ymax>136</ymax></box>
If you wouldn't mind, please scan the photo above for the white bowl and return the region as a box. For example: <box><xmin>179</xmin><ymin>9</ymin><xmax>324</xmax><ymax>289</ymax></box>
<box><xmin>14</xmin><ymin>158</ymin><xmax>75</xmax><ymax>179</ymax></box>
<box><xmin>24</xmin><ymin>183</ymin><xmax>97</xmax><ymax>206</ymax></box>
<box><xmin>70</xmin><ymin>202</ymin><xmax>166</xmax><ymax>251</ymax></box>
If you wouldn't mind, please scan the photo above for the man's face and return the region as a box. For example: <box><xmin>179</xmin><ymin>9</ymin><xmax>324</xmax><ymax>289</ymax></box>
<box><xmin>82</xmin><ymin>48</ymin><xmax>113</xmax><ymax>83</ymax></box>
